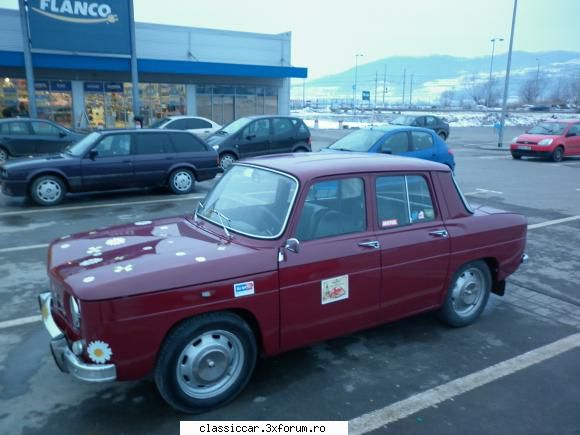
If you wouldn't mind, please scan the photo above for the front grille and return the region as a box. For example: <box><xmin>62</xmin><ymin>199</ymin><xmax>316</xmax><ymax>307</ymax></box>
<box><xmin>517</xmin><ymin>140</ymin><xmax>537</xmax><ymax>145</ymax></box>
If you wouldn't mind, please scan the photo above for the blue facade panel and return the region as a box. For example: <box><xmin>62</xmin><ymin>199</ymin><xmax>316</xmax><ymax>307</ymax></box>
<box><xmin>0</xmin><ymin>50</ymin><xmax>307</xmax><ymax>79</ymax></box>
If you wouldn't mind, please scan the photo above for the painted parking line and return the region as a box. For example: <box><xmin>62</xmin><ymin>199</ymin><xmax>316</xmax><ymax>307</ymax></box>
<box><xmin>0</xmin><ymin>243</ymin><xmax>49</xmax><ymax>254</ymax></box>
<box><xmin>0</xmin><ymin>194</ymin><xmax>205</xmax><ymax>217</ymax></box>
<box><xmin>528</xmin><ymin>215</ymin><xmax>580</xmax><ymax>230</ymax></box>
<box><xmin>349</xmin><ymin>332</ymin><xmax>580</xmax><ymax>435</ymax></box>
<box><xmin>0</xmin><ymin>315</ymin><xmax>42</xmax><ymax>330</ymax></box>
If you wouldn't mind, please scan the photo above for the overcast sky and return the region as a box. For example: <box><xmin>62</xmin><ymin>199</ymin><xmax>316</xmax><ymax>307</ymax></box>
<box><xmin>2</xmin><ymin>0</ymin><xmax>579</xmax><ymax>78</ymax></box>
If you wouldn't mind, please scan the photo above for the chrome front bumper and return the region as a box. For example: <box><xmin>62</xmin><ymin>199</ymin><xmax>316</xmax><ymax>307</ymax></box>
<box><xmin>38</xmin><ymin>292</ymin><xmax>117</xmax><ymax>383</ymax></box>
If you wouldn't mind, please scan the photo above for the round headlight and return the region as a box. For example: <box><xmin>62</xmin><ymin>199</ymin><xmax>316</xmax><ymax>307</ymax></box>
<box><xmin>212</xmin><ymin>144</ymin><xmax>219</xmax><ymax>150</ymax></box>
<box><xmin>70</xmin><ymin>296</ymin><xmax>81</xmax><ymax>329</ymax></box>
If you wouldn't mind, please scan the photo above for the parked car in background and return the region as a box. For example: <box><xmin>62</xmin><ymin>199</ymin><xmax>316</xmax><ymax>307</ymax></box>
<box><xmin>0</xmin><ymin>130</ymin><xmax>219</xmax><ymax>205</ymax></box>
<box><xmin>206</xmin><ymin>115</ymin><xmax>311</xmax><ymax>169</ymax></box>
<box><xmin>321</xmin><ymin>126</ymin><xmax>455</xmax><ymax>171</ymax></box>
<box><xmin>38</xmin><ymin>152</ymin><xmax>527</xmax><ymax>412</ymax></box>
<box><xmin>150</xmin><ymin>116</ymin><xmax>221</xmax><ymax>140</ymax></box>
<box><xmin>0</xmin><ymin>118</ymin><xmax>85</xmax><ymax>162</ymax></box>
<box><xmin>390</xmin><ymin>114</ymin><xmax>450</xmax><ymax>140</ymax></box>
<box><xmin>510</xmin><ymin>119</ymin><xmax>580</xmax><ymax>162</ymax></box>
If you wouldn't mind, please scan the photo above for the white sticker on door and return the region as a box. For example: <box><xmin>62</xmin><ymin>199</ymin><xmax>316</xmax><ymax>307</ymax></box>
<box><xmin>234</xmin><ymin>281</ymin><xmax>255</xmax><ymax>297</ymax></box>
<box><xmin>321</xmin><ymin>275</ymin><xmax>349</xmax><ymax>305</ymax></box>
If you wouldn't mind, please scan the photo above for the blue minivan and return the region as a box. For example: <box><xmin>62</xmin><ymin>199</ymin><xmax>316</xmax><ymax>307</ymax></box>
<box><xmin>321</xmin><ymin>126</ymin><xmax>455</xmax><ymax>170</ymax></box>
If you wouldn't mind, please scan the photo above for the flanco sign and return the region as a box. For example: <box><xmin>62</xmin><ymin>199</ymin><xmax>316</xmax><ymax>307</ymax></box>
<box><xmin>28</xmin><ymin>0</ymin><xmax>132</xmax><ymax>54</ymax></box>
<box><xmin>34</xmin><ymin>1</ymin><xmax>118</xmax><ymax>24</ymax></box>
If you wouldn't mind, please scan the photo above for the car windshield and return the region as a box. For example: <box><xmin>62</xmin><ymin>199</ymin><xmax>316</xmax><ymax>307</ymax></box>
<box><xmin>65</xmin><ymin>132</ymin><xmax>100</xmax><ymax>156</ymax></box>
<box><xmin>196</xmin><ymin>165</ymin><xmax>298</xmax><ymax>239</ymax></box>
<box><xmin>328</xmin><ymin>129</ymin><xmax>385</xmax><ymax>152</ymax></box>
<box><xmin>528</xmin><ymin>123</ymin><xmax>568</xmax><ymax>135</ymax></box>
<box><xmin>149</xmin><ymin>118</ymin><xmax>171</xmax><ymax>128</ymax></box>
<box><xmin>391</xmin><ymin>116</ymin><xmax>416</xmax><ymax>125</ymax></box>
<box><xmin>214</xmin><ymin>117</ymin><xmax>251</xmax><ymax>135</ymax></box>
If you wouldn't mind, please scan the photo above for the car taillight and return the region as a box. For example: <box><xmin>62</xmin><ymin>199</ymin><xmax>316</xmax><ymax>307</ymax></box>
<box><xmin>447</xmin><ymin>148</ymin><xmax>454</xmax><ymax>155</ymax></box>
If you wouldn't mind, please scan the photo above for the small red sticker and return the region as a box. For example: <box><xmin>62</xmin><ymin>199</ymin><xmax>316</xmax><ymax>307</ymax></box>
<box><xmin>381</xmin><ymin>219</ymin><xmax>398</xmax><ymax>227</ymax></box>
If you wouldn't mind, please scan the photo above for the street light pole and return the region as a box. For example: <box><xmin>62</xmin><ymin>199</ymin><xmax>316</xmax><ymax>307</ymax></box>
<box><xmin>535</xmin><ymin>58</ymin><xmax>540</xmax><ymax>103</ymax></box>
<box><xmin>353</xmin><ymin>53</ymin><xmax>363</xmax><ymax>113</ymax></box>
<box><xmin>498</xmin><ymin>0</ymin><xmax>518</xmax><ymax>148</ymax></box>
<box><xmin>487</xmin><ymin>37</ymin><xmax>504</xmax><ymax>107</ymax></box>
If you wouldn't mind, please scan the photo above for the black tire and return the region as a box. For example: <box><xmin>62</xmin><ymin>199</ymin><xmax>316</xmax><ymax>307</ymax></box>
<box><xmin>438</xmin><ymin>131</ymin><xmax>447</xmax><ymax>141</ymax></box>
<box><xmin>30</xmin><ymin>175</ymin><xmax>66</xmax><ymax>206</ymax></box>
<box><xmin>168</xmin><ymin>168</ymin><xmax>195</xmax><ymax>194</ymax></box>
<box><xmin>0</xmin><ymin>147</ymin><xmax>8</xmax><ymax>163</ymax></box>
<box><xmin>438</xmin><ymin>260</ymin><xmax>491</xmax><ymax>328</ymax></box>
<box><xmin>294</xmin><ymin>147</ymin><xmax>309</xmax><ymax>153</ymax></box>
<box><xmin>155</xmin><ymin>312</ymin><xmax>257</xmax><ymax>413</ymax></box>
<box><xmin>511</xmin><ymin>153</ymin><xmax>522</xmax><ymax>160</ymax></box>
<box><xmin>219</xmin><ymin>153</ymin><xmax>237</xmax><ymax>170</ymax></box>
<box><xmin>551</xmin><ymin>146</ymin><xmax>564</xmax><ymax>163</ymax></box>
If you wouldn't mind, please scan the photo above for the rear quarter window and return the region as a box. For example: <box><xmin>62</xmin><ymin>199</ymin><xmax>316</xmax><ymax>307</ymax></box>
<box><xmin>170</xmin><ymin>133</ymin><xmax>207</xmax><ymax>152</ymax></box>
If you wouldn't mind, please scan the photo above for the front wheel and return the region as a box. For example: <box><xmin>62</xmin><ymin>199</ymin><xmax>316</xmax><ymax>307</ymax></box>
<box><xmin>30</xmin><ymin>175</ymin><xmax>66</xmax><ymax>206</ymax></box>
<box><xmin>438</xmin><ymin>260</ymin><xmax>491</xmax><ymax>327</ymax></box>
<box><xmin>169</xmin><ymin>168</ymin><xmax>195</xmax><ymax>194</ymax></box>
<box><xmin>155</xmin><ymin>312</ymin><xmax>257</xmax><ymax>413</ymax></box>
<box><xmin>0</xmin><ymin>147</ymin><xmax>8</xmax><ymax>163</ymax></box>
<box><xmin>551</xmin><ymin>146</ymin><xmax>564</xmax><ymax>163</ymax></box>
<box><xmin>219</xmin><ymin>153</ymin><xmax>237</xmax><ymax>170</ymax></box>
<box><xmin>511</xmin><ymin>153</ymin><xmax>522</xmax><ymax>160</ymax></box>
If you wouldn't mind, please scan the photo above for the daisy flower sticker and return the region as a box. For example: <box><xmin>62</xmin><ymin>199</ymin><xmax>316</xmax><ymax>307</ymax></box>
<box><xmin>105</xmin><ymin>237</ymin><xmax>126</xmax><ymax>247</ymax></box>
<box><xmin>87</xmin><ymin>340</ymin><xmax>113</xmax><ymax>364</ymax></box>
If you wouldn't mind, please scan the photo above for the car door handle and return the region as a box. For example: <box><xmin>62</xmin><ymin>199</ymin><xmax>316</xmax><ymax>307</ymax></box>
<box><xmin>429</xmin><ymin>229</ymin><xmax>449</xmax><ymax>238</ymax></box>
<box><xmin>358</xmin><ymin>240</ymin><xmax>380</xmax><ymax>249</ymax></box>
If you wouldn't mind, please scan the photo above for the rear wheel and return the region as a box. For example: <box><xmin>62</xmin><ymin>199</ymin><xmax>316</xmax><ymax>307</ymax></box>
<box><xmin>30</xmin><ymin>175</ymin><xmax>66</xmax><ymax>206</ymax></box>
<box><xmin>169</xmin><ymin>168</ymin><xmax>195</xmax><ymax>194</ymax></box>
<box><xmin>219</xmin><ymin>153</ymin><xmax>237</xmax><ymax>170</ymax></box>
<box><xmin>438</xmin><ymin>132</ymin><xmax>447</xmax><ymax>141</ymax></box>
<box><xmin>511</xmin><ymin>153</ymin><xmax>522</xmax><ymax>160</ymax></box>
<box><xmin>155</xmin><ymin>312</ymin><xmax>257</xmax><ymax>413</ymax></box>
<box><xmin>551</xmin><ymin>146</ymin><xmax>564</xmax><ymax>162</ymax></box>
<box><xmin>0</xmin><ymin>147</ymin><xmax>8</xmax><ymax>162</ymax></box>
<box><xmin>439</xmin><ymin>260</ymin><xmax>491</xmax><ymax>327</ymax></box>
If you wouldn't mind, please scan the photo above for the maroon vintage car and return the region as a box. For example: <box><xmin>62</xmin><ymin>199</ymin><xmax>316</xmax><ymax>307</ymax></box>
<box><xmin>39</xmin><ymin>153</ymin><xmax>527</xmax><ymax>412</ymax></box>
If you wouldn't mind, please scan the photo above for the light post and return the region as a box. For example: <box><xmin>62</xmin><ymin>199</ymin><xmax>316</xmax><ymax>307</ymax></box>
<box><xmin>352</xmin><ymin>53</ymin><xmax>364</xmax><ymax>112</ymax></box>
<box><xmin>535</xmin><ymin>58</ymin><xmax>540</xmax><ymax>103</ymax></box>
<box><xmin>498</xmin><ymin>0</ymin><xmax>518</xmax><ymax>148</ymax></box>
<box><xmin>487</xmin><ymin>37</ymin><xmax>504</xmax><ymax>108</ymax></box>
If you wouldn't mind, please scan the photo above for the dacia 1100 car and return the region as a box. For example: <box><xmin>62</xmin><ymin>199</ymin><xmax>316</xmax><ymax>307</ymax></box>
<box><xmin>39</xmin><ymin>153</ymin><xmax>528</xmax><ymax>413</ymax></box>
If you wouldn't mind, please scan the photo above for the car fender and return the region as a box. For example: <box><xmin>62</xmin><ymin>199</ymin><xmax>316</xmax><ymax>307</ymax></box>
<box><xmin>166</xmin><ymin>162</ymin><xmax>198</xmax><ymax>179</ymax></box>
<box><xmin>291</xmin><ymin>142</ymin><xmax>310</xmax><ymax>152</ymax></box>
<box><xmin>26</xmin><ymin>167</ymin><xmax>70</xmax><ymax>185</ymax></box>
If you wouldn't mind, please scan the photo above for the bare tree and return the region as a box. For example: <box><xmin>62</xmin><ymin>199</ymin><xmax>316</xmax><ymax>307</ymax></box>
<box><xmin>464</xmin><ymin>74</ymin><xmax>487</xmax><ymax>105</ymax></box>
<box><xmin>519</xmin><ymin>72</ymin><xmax>548</xmax><ymax>104</ymax></box>
<box><xmin>440</xmin><ymin>90</ymin><xmax>455</xmax><ymax>107</ymax></box>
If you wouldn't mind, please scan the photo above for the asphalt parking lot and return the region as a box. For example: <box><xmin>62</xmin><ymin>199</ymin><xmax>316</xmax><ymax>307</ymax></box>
<box><xmin>1</xmin><ymin>126</ymin><xmax>580</xmax><ymax>434</ymax></box>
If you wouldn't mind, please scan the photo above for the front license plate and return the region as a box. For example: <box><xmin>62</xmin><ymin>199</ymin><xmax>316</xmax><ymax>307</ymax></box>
<box><xmin>518</xmin><ymin>145</ymin><xmax>531</xmax><ymax>150</ymax></box>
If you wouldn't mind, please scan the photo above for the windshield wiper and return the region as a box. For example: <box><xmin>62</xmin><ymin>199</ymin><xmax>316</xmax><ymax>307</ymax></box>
<box><xmin>216</xmin><ymin>130</ymin><xmax>229</xmax><ymax>135</ymax></box>
<box><xmin>330</xmin><ymin>147</ymin><xmax>353</xmax><ymax>152</ymax></box>
<box><xmin>210</xmin><ymin>207</ymin><xmax>232</xmax><ymax>238</ymax></box>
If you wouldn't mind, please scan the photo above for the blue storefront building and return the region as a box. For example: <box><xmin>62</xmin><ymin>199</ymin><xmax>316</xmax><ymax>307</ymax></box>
<box><xmin>0</xmin><ymin>4</ymin><xmax>307</xmax><ymax>129</ymax></box>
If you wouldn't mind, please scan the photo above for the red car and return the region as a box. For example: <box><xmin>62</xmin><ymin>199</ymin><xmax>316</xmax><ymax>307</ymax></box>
<box><xmin>510</xmin><ymin>119</ymin><xmax>580</xmax><ymax>162</ymax></box>
<box><xmin>39</xmin><ymin>153</ymin><xmax>527</xmax><ymax>412</ymax></box>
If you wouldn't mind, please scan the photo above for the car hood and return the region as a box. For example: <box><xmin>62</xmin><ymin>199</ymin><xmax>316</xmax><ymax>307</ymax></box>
<box><xmin>3</xmin><ymin>153</ymin><xmax>74</xmax><ymax>170</ymax></box>
<box><xmin>206</xmin><ymin>134</ymin><xmax>229</xmax><ymax>146</ymax></box>
<box><xmin>48</xmin><ymin>216</ymin><xmax>277</xmax><ymax>301</ymax></box>
<box><xmin>515</xmin><ymin>133</ymin><xmax>560</xmax><ymax>143</ymax></box>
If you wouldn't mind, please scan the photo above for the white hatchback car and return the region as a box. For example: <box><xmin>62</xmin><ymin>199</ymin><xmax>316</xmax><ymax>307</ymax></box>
<box><xmin>150</xmin><ymin>116</ymin><xmax>221</xmax><ymax>140</ymax></box>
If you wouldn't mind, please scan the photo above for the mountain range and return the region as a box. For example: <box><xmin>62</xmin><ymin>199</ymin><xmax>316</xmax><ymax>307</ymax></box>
<box><xmin>292</xmin><ymin>51</ymin><xmax>580</xmax><ymax>105</ymax></box>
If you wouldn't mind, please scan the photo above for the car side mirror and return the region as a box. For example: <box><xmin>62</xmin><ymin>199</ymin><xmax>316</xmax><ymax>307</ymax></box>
<box><xmin>381</xmin><ymin>148</ymin><xmax>393</xmax><ymax>155</ymax></box>
<box><xmin>88</xmin><ymin>149</ymin><xmax>98</xmax><ymax>160</ymax></box>
<box><xmin>284</xmin><ymin>238</ymin><xmax>300</xmax><ymax>254</ymax></box>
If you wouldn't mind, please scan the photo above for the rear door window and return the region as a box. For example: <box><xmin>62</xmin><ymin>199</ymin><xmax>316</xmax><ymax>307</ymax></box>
<box><xmin>411</xmin><ymin>131</ymin><xmax>434</xmax><ymax>151</ymax></box>
<box><xmin>166</xmin><ymin>119</ymin><xmax>188</xmax><ymax>130</ymax></box>
<box><xmin>31</xmin><ymin>121</ymin><xmax>61</xmax><ymax>136</ymax></box>
<box><xmin>187</xmin><ymin>118</ymin><xmax>212</xmax><ymax>129</ymax></box>
<box><xmin>7</xmin><ymin>121</ymin><xmax>30</xmax><ymax>135</ymax></box>
<box><xmin>425</xmin><ymin>116</ymin><xmax>439</xmax><ymax>127</ymax></box>
<box><xmin>170</xmin><ymin>132</ymin><xmax>207</xmax><ymax>152</ymax></box>
<box><xmin>135</xmin><ymin>133</ymin><xmax>172</xmax><ymax>155</ymax></box>
<box><xmin>272</xmin><ymin>118</ymin><xmax>294</xmax><ymax>136</ymax></box>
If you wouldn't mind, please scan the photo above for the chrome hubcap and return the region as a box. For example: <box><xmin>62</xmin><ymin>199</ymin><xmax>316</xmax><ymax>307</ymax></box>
<box><xmin>451</xmin><ymin>267</ymin><xmax>485</xmax><ymax>317</ymax></box>
<box><xmin>176</xmin><ymin>330</ymin><xmax>244</xmax><ymax>399</ymax></box>
<box><xmin>0</xmin><ymin>149</ymin><xmax>7</xmax><ymax>162</ymax></box>
<box><xmin>220</xmin><ymin>155</ymin><xmax>235</xmax><ymax>169</ymax></box>
<box><xmin>173</xmin><ymin>171</ymin><xmax>192</xmax><ymax>191</ymax></box>
<box><xmin>36</xmin><ymin>180</ymin><xmax>62</xmax><ymax>202</ymax></box>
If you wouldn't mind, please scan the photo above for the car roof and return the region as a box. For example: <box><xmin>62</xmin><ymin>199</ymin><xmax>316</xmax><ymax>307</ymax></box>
<box><xmin>242</xmin><ymin>152</ymin><xmax>449</xmax><ymax>183</ymax></box>
<box><xmin>166</xmin><ymin>115</ymin><xmax>210</xmax><ymax>120</ymax></box>
<box><xmin>363</xmin><ymin>125</ymin><xmax>436</xmax><ymax>134</ymax></box>
<box><xmin>543</xmin><ymin>119</ymin><xmax>580</xmax><ymax>124</ymax></box>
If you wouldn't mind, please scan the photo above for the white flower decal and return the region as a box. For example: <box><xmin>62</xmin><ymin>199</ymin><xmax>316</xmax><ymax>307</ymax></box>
<box><xmin>83</xmin><ymin>276</ymin><xmax>95</xmax><ymax>283</ymax></box>
<box><xmin>134</xmin><ymin>221</ymin><xmax>152</xmax><ymax>226</ymax></box>
<box><xmin>217</xmin><ymin>246</ymin><xmax>226</xmax><ymax>251</ymax></box>
<box><xmin>114</xmin><ymin>256</ymin><xmax>125</xmax><ymax>261</ymax></box>
<box><xmin>87</xmin><ymin>340</ymin><xmax>113</xmax><ymax>364</ymax></box>
<box><xmin>88</xmin><ymin>231</ymin><xmax>97</xmax><ymax>235</ymax></box>
<box><xmin>114</xmin><ymin>264</ymin><xmax>133</xmax><ymax>273</ymax></box>
<box><xmin>79</xmin><ymin>258</ymin><xmax>103</xmax><ymax>267</ymax></box>
<box><xmin>142</xmin><ymin>246</ymin><xmax>153</xmax><ymax>251</ymax></box>
<box><xmin>167</xmin><ymin>240</ymin><xmax>175</xmax><ymax>244</ymax></box>
<box><xmin>60</xmin><ymin>235</ymin><xmax>70</xmax><ymax>240</ymax></box>
<box><xmin>176</xmin><ymin>252</ymin><xmax>186</xmax><ymax>257</ymax></box>
<box><xmin>86</xmin><ymin>246</ymin><xmax>103</xmax><ymax>256</ymax></box>
<box><xmin>159</xmin><ymin>225</ymin><xmax>169</xmax><ymax>230</ymax></box>
<box><xmin>105</xmin><ymin>237</ymin><xmax>126</xmax><ymax>246</ymax></box>
<box><xmin>195</xmin><ymin>256</ymin><xmax>207</xmax><ymax>263</ymax></box>
<box><xmin>60</xmin><ymin>244</ymin><xmax>70</xmax><ymax>249</ymax></box>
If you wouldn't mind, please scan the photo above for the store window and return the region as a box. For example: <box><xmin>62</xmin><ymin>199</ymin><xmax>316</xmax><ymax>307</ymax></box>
<box><xmin>128</xmin><ymin>83</ymin><xmax>186</xmax><ymax>127</ymax></box>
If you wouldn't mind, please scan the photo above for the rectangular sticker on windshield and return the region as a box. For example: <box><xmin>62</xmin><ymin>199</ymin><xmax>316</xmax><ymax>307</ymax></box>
<box><xmin>234</xmin><ymin>281</ymin><xmax>255</xmax><ymax>297</ymax></box>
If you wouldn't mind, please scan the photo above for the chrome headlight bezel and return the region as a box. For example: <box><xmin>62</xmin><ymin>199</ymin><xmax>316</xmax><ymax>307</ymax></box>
<box><xmin>70</xmin><ymin>296</ymin><xmax>81</xmax><ymax>329</ymax></box>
